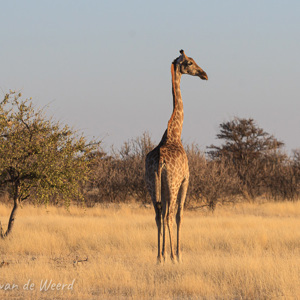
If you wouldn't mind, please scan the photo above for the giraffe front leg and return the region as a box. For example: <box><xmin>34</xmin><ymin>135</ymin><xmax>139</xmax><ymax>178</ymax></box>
<box><xmin>167</xmin><ymin>198</ymin><xmax>177</xmax><ymax>262</ymax></box>
<box><xmin>167</xmin><ymin>213</ymin><xmax>175</xmax><ymax>262</ymax></box>
<box><xmin>176</xmin><ymin>209</ymin><xmax>182</xmax><ymax>262</ymax></box>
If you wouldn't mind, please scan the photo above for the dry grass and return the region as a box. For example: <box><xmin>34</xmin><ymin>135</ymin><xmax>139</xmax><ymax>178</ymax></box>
<box><xmin>0</xmin><ymin>201</ymin><xmax>300</xmax><ymax>299</ymax></box>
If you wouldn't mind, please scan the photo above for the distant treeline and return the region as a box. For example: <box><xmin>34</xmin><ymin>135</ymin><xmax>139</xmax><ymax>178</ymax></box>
<box><xmin>84</xmin><ymin>118</ymin><xmax>300</xmax><ymax>209</ymax></box>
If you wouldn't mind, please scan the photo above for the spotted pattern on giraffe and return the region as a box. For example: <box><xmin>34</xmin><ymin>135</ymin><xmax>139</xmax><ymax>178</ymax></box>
<box><xmin>145</xmin><ymin>50</ymin><xmax>207</xmax><ymax>263</ymax></box>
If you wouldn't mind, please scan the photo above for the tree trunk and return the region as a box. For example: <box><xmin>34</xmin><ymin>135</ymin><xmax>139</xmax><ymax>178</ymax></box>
<box><xmin>0</xmin><ymin>181</ymin><xmax>20</xmax><ymax>239</ymax></box>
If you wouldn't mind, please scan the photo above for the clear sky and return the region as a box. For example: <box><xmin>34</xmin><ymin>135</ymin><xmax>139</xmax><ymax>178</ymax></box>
<box><xmin>1</xmin><ymin>1</ymin><xmax>299</xmax><ymax>153</ymax></box>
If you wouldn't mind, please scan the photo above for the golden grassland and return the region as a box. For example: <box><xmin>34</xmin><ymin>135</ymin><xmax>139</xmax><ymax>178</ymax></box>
<box><xmin>0</xmin><ymin>201</ymin><xmax>300</xmax><ymax>299</ymax></box>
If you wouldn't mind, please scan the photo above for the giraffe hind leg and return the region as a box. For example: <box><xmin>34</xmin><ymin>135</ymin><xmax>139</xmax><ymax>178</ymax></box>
<box><xmin>146</xmin><ymin>170</ymin><xmax>163</xmax><ymax>263</ymax></box>
<box><xmin>176</xmin><ymin>177</ymin><xmax>189</xmax><ymax>262</ymax></box>
<box><xmin>155</xmin><ymin>202</ymin><xmax>162</xmax><ymax>263</ymax></box>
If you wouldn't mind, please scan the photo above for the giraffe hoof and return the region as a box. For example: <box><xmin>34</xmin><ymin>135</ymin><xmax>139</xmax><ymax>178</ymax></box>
<box><xmin>157</xmin><ymin>256</ymin><xmax>162</xmax><ymax>264</ymax></box>
<box><xmin>170</xmin><ymin>255</ymin><xmax>177</xmax><ymax>264</ymax></box>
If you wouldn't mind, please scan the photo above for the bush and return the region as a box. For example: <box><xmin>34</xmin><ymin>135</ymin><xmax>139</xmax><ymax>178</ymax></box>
<box><xmin>263</xmin><ymin>150</ymin><xmax>300</xmax><ymax>200</ymax></box>
<box><xmin>186</xmin><ymin>144</ymin><xmax>241</xmax><ymax>210</ymax></box>
<box><xmin>208</xmin><ymin>117</ymin><xmax>284</xmax><ymax>199</ymax></box>
<box><xmin>86</xmin><ymin>132</ymin><xmax>154</xmax><ymax>205</ymax></box>
<box><xmin>0</xmin><ymin>92</ymin><xmax>99</xmax><ymax>238</ymax></box>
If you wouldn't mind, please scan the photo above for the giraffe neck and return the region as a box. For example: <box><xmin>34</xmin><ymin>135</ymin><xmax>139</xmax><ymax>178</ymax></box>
<box><xmin>167</xmin><ymin>63</ymin><xmax>183</xmax><ymax>143</ymax></box>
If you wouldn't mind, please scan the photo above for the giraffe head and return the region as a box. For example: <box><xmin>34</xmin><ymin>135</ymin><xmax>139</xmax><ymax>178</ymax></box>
<box><xmin>173</xmin><ymin>50</ymin><xmax>208</xmax><ymax>80</ymax></box>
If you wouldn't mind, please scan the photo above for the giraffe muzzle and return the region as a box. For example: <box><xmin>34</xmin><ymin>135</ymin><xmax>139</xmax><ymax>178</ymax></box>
<box><xmin>198</xmin><ymin>70</ymin><xmax>208</xmax><ymax>80</ymax></box>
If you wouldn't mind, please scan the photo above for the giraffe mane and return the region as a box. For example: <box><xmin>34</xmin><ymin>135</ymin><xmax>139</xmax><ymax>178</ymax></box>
<box><xmin>167</xmin><ymin>62</ymin><xmax>178</xmax><ymax>138</ymax></box>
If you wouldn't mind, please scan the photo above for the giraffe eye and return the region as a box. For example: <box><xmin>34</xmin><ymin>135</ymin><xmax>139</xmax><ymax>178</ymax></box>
<box><xmin>187</xmin><ymin>61</ymin><xmax>193</xmax><ymax>66</ymax></box>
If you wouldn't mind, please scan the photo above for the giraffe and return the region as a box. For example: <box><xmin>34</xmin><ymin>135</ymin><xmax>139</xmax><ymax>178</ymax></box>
<box><xmin>145</xmin><ymin>50</ymin><xmax>208</xmax><ymax>263</ymax></box>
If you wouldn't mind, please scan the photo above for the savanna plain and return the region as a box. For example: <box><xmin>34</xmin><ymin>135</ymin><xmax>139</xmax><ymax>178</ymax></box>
<box><xmin>0</xmin><ymin>201</ymin><xmax>300</xmax><ymax>299</ymax></box>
